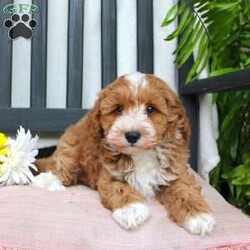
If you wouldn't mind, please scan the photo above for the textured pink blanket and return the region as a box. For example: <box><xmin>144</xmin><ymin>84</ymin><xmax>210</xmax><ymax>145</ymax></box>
<box><xmin>0</xmin><ymin>172</ymin><xmax>249</xmax><ymax>250</ymax></box>
<box><xmin>207</xmin><ymin>243</ymin><xmax>250</xmax><ymax>250</ymax></box>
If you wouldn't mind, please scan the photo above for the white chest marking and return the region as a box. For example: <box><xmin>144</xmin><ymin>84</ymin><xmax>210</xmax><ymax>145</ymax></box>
<box><xmin>124</xmin><ymin>150</ymin><xmax>170</xmax><ymax>200</ymax></box>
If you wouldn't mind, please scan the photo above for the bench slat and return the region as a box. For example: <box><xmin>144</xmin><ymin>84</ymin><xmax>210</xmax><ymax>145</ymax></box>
<box><xmin>101</xmin><ymin>0</ymin><xmax>117</xmax><ymax>87</ymax></box>
<box><xmin>0</xmin><ymin>0</ymin><xmax>12</xmax><ymax>107</ymax></box>
<box><xmin>0</xmin><ymin>108</ymin><xmax>86</xmax><ymax>132</ymax></box>
<box><xmin>31</xmin><ymin>0</ymin><xmax>48</xmax><ymax>108</ymax></box>
<box><xmin>137</xmin><ymin>0</ymin><xmax>154</xmax><ymax>73</ymax></box>
<box><xmin>67</xmin><ymin>0</ymin><xmax>84</xmax><ymax>108</ymax></box>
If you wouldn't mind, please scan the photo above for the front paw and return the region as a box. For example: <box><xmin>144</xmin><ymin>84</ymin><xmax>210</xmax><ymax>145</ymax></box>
<box><xmin>31</xmin><ymin>172</ymin><xmax>66</xmax><ymax>192</ymax></box>
<box><xmin>183</xmin><ymin>213</ymin><xmax>216</xmax><ymax>235</ymax></box>
<box><xmin>112</xmin><ymin>203</ymin><xmax>150</xmax><ymax>230</ymax></box>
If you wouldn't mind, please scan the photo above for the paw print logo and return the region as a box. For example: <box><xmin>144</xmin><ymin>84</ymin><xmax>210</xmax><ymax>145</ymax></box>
<box><xmin>3</xmin><ymin>14</ymin><xmax>37</xmax><ymax>40</ymax></box>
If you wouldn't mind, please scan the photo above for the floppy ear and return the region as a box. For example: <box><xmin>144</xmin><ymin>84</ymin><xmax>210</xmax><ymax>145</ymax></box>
<box><xmin>163</xmin><ymin>84</ymin><xmax>191</xmax><ymax>145</ymax></box>
<box><xmin>84</xmin><ymin>89</ymin><xmax>107</xmax><ymax>140</ymax></box>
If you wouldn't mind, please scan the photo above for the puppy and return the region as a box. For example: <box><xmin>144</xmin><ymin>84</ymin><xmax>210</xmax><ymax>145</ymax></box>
<box><xmin>35</xmin><ymin>72</ymin><xmax>215</xmax><ymax>235</ymax></box>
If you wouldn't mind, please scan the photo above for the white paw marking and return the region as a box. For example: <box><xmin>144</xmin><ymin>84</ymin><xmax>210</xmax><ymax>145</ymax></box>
<box><xmin>183</xmin><ymin>213</ymin><xmax>216</xmax><ymax>235</ymax></box>
<box><xmin>112</xmin><ymin>203</ymin><xmax>150</xmax><ymax>230</ymax></box>
<box><xmin>31</xmin><ymin>171</ymin><xmax>66</xmax><ymax>192</ymax></box>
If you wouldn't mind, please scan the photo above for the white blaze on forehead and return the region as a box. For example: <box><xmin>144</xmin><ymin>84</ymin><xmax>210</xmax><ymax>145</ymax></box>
<box><xmin>124</xmin><ymin>72</ymin><xmax>147</xmax><ymax>95</ymax></box>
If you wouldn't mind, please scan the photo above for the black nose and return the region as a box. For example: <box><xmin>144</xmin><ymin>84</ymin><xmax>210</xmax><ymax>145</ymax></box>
<box><xmin>124</xmin><ymin>131</ymin><xmax>141</xmax><ymax>144</ymax></box>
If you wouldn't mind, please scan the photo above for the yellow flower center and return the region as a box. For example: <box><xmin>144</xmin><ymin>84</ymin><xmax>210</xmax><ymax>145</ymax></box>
<box><xmin>0</xmin><ymin>148</ymin><xmax>8</xmax><ymax>155</ymax></box>
<box><xmin>0</xmin><ymin>133</ymin><xmax>8</xmax><ymax>176</ymax></box>
<box><xmin>0</xmin><ymin>133</ymin><xmax>8</xmax><ymax>148</ymax></box>
<box><xmin>0</xmin><ymin>133</ymin><xmax>8</xmax><ymax>156</ymax></box>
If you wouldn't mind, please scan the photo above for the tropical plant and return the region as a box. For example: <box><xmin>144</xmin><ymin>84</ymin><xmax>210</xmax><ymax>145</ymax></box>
<box><xmin>213</xmin><ymin>90</ymin><xmax>250</xmax><ymax>214</ymax></box>
<box><xmin>162</xmin><ymin>0</ymin><xmax>250</xmax><ymax>82</ymax></box>
<box><xmin>162</xmin><ymin>0</ymin><xmax>250</xmax><ymax>214</ymax></box>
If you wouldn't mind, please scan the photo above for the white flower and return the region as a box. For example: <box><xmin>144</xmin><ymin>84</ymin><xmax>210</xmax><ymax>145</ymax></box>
<box><xmin>0</xmin><ymin>126</ymin><xmax>39</xmax><ymax>186</ymax></box>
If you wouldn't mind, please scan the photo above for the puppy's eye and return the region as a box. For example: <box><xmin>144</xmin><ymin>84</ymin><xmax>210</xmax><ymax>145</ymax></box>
<box><xmin>146</xmin><ymin>106</ymin><xmax>156</xmax><ymax>114</ymax></box>
<box><xmin>115</xmin><ymin>106</ymin><xmax>123</xmax><ymax>115</ymax></box>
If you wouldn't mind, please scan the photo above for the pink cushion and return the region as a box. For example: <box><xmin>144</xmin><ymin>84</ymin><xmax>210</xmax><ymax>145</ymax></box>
<box><xmin>0</xmin><ymin>172</ymin><xmax>249</xmax><ymax>250</ymax></box>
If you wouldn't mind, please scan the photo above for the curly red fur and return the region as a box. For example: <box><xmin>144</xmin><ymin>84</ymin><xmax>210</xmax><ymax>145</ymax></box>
<box><xmin>35</xmin><ymin>73</ymin><xmax>212</xmax><ymax>229</ymax></box>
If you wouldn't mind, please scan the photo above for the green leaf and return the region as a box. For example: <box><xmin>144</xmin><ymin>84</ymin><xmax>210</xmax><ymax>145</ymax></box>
<box><xmin>196</xmin><ymin>47</ymin><xmax>210</xmax><ymax>75</ymax></box>
<box><xmin>242</xmin><ymin>153</ymin><xmax>250</xmax><ymax>165</ymax></box>
<box><xmin>232</xmin><ymin>164</ymin><xmax>250</xmax><ymax>179</ymax></box>
<box><xmin>161</xmin><ymin>2</ymin><xmax>186</xmax><ymax>27</ymax></box>
<box><xmin>173</xmin><ymin>17</ymin><xmax>197</xmax><ymax>55</ymax></box>
<box><xmin>176</xmin><ymin>27</ymin><xmax>208</xmax><ymax>68</ymax></box>
<box><xmin>185</xmin><ymin>32</ymin><xmax>210</xmax><ymax>83</ymax></box>
<box><xmin>196</xmin><ymin>2</ymin><xmax>210</xmax><ymax>14</ymax></box>
<box><xmin>228</xmin><ymin>181</ymin><xmax>235</xmax><ymax>197</ymax></box>
<box><xmin>232</xmin><ymin>176</ymin><xmax>250</xmax><ymax>185</ymax></box>
<box><xmin>209</xmin><ymin>2</ymin><xmax>239</xmax><ymax>13</ymax></box>
<box><xmin>209</xmin><ymin>68</ymin><xmax>240</xmax><ymax>77</ymax></box>
<box><xmin>245</xmin><ymin>58</ymin><xmax>250</xmax><ymax>67</ymax></box>
<box><xmin>230</xmin><ymin>136</ymin><xmax>239</xmax><ymax>161</ymax></box>
<box><xmin>236</xmin><ymin>185</ymin><xmax>242</xmax><ymax>202</ymax></box>
<box><xmin>220</xmin><ymin>103</ymin><xmax>241</xmax><ymax>133</ymax></box>
<box><xmin>161</xmin><ymin>3</ymin><xmax>178</xmax><ymax>27</ymax></box>
<box><xmin>245</xmin><ymin>190</ymin><xmax>250</xmax><ymax>198</ymax></box>
<box><xmin>165</xmin><ymin>8</ymin><xmax>193</xmax><ymax>41</ymax></box>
